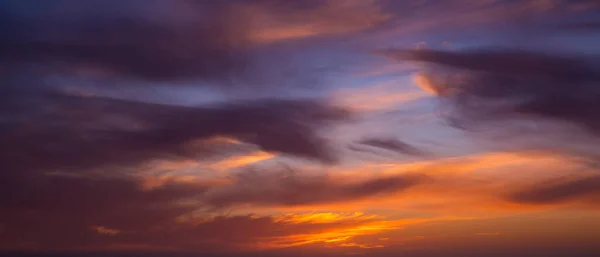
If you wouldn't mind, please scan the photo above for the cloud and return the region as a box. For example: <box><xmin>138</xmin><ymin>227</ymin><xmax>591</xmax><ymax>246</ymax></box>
<box><xmin>382</xmin><ymin>48</ymin><xmax>600</xmax><ymax>159</ymax></box>
<box><xmin>0</xmin><ymin>2</ymin><xmax>389</xmax><ymax>252</ymax></box>
<box><xmin>230</xmin><ymin>0</ymin><xmax>390</xmax><ymax>43</ymax></box>
<box><xmin>0</xmin><ymin>95</ymin><xmax>349</xmax><ymax>175</ymax></box>
<box><xmin>0</xmin><ymin>0</ymin><xmax>390</xmax><ymax>87</ymax></box>
<box><xmin>0</xmin><ymin>169</ymin><xmax>405</xmax><ymax>252</ymax></box>
<box><xmin>365</xmin><ymin>0</ymin><xmax>600</xmax><ymax>44</ymax></box>
<box><xmin>208</xmin><ymin>151</ymin><xmax>276</xmax><ymax>170</ymax></box>
<box><xmin>0</xmin><ymin>0</ymin><xmax>255</xmax><ymax>82</ymax></box>
<box><xmin>3</xmin><ymin>1</ymin><xmax>600</xmax><ymax>255</ymax></box>
<box><xmin>508</xmin><ymin>175</ymin><xmax>600</xmax><ymax>205</ymax></box>
<box><xmin>0</xmin><ymin>0</ymin><xmax>370</xmax><ymax>177</ymax></box>
<box><xmin>0</xmin><ymin>158</ymin><xmax>430</xmax><ymax>253</ymax></box>
<box><xmin>204</xmin><ymin>167</ymin><xmax>428</xmax><ymax>207</ymax></box>
<box><xmin>412</xmin><ymin>72</ymin><xmax>439</xmax><ymax>95</ymax></box>
<box><xmin>313</xmin><ymin>150</ymin><xmax>596</xmax><ymax>214</ymax></box>
<box><xmin>356</xmin><ymin>138</ymin><xmax>428</xmax><ymax>156</ymax></box>
<box><xmin>0</xmin><ymin>147</ymin><xmax>595</xmax><ymax>253</ymax></box>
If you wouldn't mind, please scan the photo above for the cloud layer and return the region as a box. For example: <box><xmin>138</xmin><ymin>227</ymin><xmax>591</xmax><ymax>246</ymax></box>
<box><xmin>2</xmin><ymin>0</ymin><xmax>600</xmax><ymax>256</ymax></box>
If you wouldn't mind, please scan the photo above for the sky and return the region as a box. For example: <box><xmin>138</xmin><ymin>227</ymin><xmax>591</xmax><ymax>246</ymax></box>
<box><xmin>1</xmin><ymin>0</ymin><xmax>600</xmax><ymax>256</ymax></box>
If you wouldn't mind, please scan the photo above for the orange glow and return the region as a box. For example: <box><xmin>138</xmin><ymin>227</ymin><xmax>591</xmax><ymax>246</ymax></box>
<box><xmin>209</xmin><ymin>151</ymin><xmax>275</xmax><ymax>170</ymax></box>
<box><xmin>251</xmin><ymin>212</ymin><xmax>393</xmax><ymax>249</ymax></box>
<box><xmin>412</xmin><ymin>72</ymin><xmax>439</xmax><ymax>95</ymax></box>
<box><xmin>273</xmin><ymin>212</ymin><xmax>375</xmax><ymax>224</ymax></box>
<box><xmin>260</xmin><ymin>151</ymin><xmax>586</xmax><ymax>216</ymax></box>
<box><xmin>250</xmin><ymin>213</ymin><xmax>478</xmax><ymax>250</ymax></box>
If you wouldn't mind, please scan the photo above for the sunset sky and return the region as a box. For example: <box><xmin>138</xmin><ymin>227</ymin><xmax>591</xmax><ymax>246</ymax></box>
<box><xmin>1</xmin><ymin>0</ymin><xmax>600</xmax><ymax>257</ymax></box>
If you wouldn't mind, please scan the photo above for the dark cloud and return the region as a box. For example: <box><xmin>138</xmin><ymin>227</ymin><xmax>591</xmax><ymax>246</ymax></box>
<box><xmin>0</xmin><ymin>172</ymin><xmax>207</xmax><ymax>250</ymax></box>
<box><xmin>0</xmin><ymin>94</ymin><xmax>349</xmax><ymax>174</ymax></box>
<box><xmin>0</xmin><ymin>0</ymin><xmax>384</xmax><ymax>89</ymax></box>
<box><xmin>383</xmin><ymin>49</ymin><xmax>599</xmax><ymax>83</ymax></box>
<box><xmin>382</xmin><ymin>48</ymin><xmax>600</xmax><ymax>158</ymax></box>
<box><xmin>0</xmin><ymin>0</ymin><xmax>359</xmax><ymax>174</ymax></box>
<box><xmin>205</xmin><ymin>167</ymin><xmax>428</xmax><ymax>207</ymax></box>
<box><xmin>0</xmin><ymin>0</ymin><xmax>254</xmax><ymax>82</ymax></box>
<box><xmin>0</xmin><ymin>1</ymin><xmax>364</xmax><ymax>251</ymax></box>
<box><xmin>508</xmin><ymin>176</ymin><xmax>600</xmax><ymax>205</ymax></box>
<box><xmin>356</xmin><ymin>138</ymin><xmax>428</xmax><ymax>156</ymax></box>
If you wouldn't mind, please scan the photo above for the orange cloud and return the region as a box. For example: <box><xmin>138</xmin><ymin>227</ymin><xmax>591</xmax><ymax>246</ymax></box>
<box><xmin>209</xmin><ymin>151</ymin><xmax>275</xmax><ymax>170</ymax></box>
<box><xmin>4</xmin><ymin>150</ymin><xmax>598</xmax><ymax>254</ymax></box>
<box><xmin>412</xmin><ymin>72</ymin><xmax>439</xmax><ymax>95</ymax></box>
<box><xmin>273</xmin><ymin>212</ymin><xmax>376</xmax><ymax>224</ymax></box>
<box><xmin>168</xmin><ymin>212</ymin><xmax>411</xmax><ymax>251</ymax></box>
<box><xmin>262</xmin><ymin>150</ymin><xmax>591</xmax><ymax>216</ymax></box>
<box><xmin>249</xmin><ymin>213</ymin><xmax>474</xmax><ymax>250</ymax></box>
<box><xmin>231</xmin><ymin>0</ymin><xmax>390</xmax><ymax>43</ymax></box>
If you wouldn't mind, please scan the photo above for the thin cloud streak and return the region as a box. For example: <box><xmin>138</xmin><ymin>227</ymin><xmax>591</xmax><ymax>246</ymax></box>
<box><xmin>357</xmin><ymin>138</ymin><xmax>429</xmax><ymax>156</ymax></box>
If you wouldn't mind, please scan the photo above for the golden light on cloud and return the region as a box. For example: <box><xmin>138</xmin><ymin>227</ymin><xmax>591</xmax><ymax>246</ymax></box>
<box><xmin>412</xmin><ymin>72</ymin><xmax>439</xmax><ymax>95</ymax></box>
<box><xmin>247</xmin><ymin>212</ymin><xmax>395</xmax><ymax>249</ymax></box>
<box><xmin>340</xmin><ymin>150</ymin><xmax>574</xmax><ymax>178</ymax></box>
<box><xmin>274</xmin><ymin>212</ymin><xmax>375</xmax><ymax>224</ymax></box>
<box><xmin>209</xmin><ymin>151</ymin><xmax>275</xmax><ymax>170</ymax></box>
<box><xmin>265</xmin><ymin>150</ymin><xmax>586</xmax><ymax>216</ymax></box>
<box><xmin>204</xmin><ymin>136</ymin><xmax>243</xmax><ymax>145</ymax></box>
<box><xmin>249</xmin><ymin>212</ymin><xmax>479</xmax><ymax>250</ymax></box>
